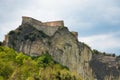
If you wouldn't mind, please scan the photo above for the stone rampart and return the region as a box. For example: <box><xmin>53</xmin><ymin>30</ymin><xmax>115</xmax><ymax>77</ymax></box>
<box><xmin>22</xmin><ymin>16</ymin><xmax>64</xmax><ymax>27</ymax></box>
<box><xmin>22</xmin><ymin>16</ymin><xmax>64</xmax><ymax>36</ymax></box>
<box><xmin>43</xmin><ymin>21</ymin><xmax>64</xmax><ymax>27</ymax></box>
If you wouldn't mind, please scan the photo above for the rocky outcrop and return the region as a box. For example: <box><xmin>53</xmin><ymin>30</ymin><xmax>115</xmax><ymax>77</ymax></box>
<box><xmin>90</xmin><ymin>54</ymin><xmax>120</xmax><ymax>80</ymax></box>
<box><xmin>3</xmin><ymin>16</ymin><xmax>120</xmax><ymax>80</ymax></box>
<box><xmin>3</xmin><ymin>17</ymin><xmax>93</xmax><ymax>80</ymax></box>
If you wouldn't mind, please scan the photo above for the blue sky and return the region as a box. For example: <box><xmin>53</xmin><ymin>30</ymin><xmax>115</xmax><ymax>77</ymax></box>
<box><xmin>0</xmin><ymin>0</ymin><xmax>120</xmax><ymax>55</ymax></box>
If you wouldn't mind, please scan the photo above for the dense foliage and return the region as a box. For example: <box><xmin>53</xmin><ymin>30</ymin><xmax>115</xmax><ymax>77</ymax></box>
<box><xmin>0</xmin><ymin>46</ymin><xmax>82</xmax><ymax>80</ymax></box>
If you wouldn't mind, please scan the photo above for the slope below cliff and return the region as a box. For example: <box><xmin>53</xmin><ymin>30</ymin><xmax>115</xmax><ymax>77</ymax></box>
<box><xmin>0</xmin><ymin>46</ymin><xmax>83</xmax><ymax>80</ymax></box>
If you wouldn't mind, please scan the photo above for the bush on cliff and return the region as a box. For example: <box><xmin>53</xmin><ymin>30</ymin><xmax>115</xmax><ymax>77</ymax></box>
<box><xmin>8</xmin><ymin>30</ymin><xmax>15</xmax><ymax>35</ymax></box>
<box><xmin>0</xmin><ymin>46</ymin><xmax>82</xmax><ymax>80</ymax></box>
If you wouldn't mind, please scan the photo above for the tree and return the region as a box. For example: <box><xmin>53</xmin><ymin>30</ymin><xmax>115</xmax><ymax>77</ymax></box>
<box><xmin>93</xmin><ymin>49</ymin><xmax>100</xmax><ymax>54</ymax></box>
<box><xmin>0</xmin><ymin>42</ymin><xmax>2</xmax><ymax>46</ymax></box>
<box><xmin>112</xmin><ymin>53</ymin><xmax>116</xmax><ymax>57</ymax></box>
<box><xmin>16</xmin><ymin>53</ymin><xmax>29</xmax><ymax>65</ymax></box>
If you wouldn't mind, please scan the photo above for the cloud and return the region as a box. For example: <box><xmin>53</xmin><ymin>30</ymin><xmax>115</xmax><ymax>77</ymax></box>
<box><xmin>78</xmin><ymin>32</ymin><xmax>120</xmax><ymax>54</ymax></box>
<box><xmin>0</xmin><ymin>0</ymin><xmax>120</xmax><ymax>54</ymax></box>
<box><xmin>0</xmin><ymin>20</ymin><xmax>20</xmax><ymax>41</ymax></box>
<box><xmin>1</xmin><ymin>0</ymin><xmax>120</xmax><ymax>26</ymax></box>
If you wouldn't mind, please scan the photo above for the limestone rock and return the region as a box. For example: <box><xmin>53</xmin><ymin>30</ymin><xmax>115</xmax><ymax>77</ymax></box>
<box><xmin>3</xmin><ymin>16</ymin><xmax>120</xmax><ymax>80</ymax></box>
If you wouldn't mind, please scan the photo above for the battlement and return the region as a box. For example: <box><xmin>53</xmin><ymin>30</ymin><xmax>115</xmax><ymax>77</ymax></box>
<box><xmin>22</xmin><ymin>16</ymin><xmax>64</xmax><ymax>27</ymax></box>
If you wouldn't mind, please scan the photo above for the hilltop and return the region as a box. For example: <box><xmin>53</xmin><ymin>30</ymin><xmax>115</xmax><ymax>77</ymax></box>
<box><xmin>1</xmin><ymin>17</ymin><xmax>120</xmax><ymax>80</ymax></box>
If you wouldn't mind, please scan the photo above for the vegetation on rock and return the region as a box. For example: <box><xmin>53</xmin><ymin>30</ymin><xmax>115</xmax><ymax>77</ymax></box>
<box><xmin>4</xmin><ymin>17</ymin><xmax>120</xmax><ymax>80</ymax></box>
<box><xmin>0</xmin><ymin>46</ymin><xmax>82</xmax><ymax>80</ymax></box>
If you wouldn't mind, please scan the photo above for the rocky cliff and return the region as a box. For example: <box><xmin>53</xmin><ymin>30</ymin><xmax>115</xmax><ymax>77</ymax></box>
<box><xmin>3</xmin><ymin>17</ymin><xmax>120</xmax><ymax>80</ymax></box>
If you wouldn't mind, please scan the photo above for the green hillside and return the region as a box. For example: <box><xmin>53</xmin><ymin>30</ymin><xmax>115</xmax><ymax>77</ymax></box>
<box><xmin>0</xmin><ymin>46</ymin><xmax>82</xmax><ymax>80</ymax></box>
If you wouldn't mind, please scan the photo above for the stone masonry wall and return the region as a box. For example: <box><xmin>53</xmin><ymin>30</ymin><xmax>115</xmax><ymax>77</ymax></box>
<box><xmin>22</xmin><ymin>16</ymin><xmax>64</xmax><ymax>36</ymax></box>
<box><xmin>42</xmin><ymin>21</ymin><xmax>64</xmax><ymax>27</ymax></box>
<box><xmin>22</xmin><ymin>16</ymin><xmax>64</xmax><ymax>27</ymax></box>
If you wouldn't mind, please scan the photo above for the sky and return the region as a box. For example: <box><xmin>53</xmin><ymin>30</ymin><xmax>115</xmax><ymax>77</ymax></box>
<box><xmin>0</xmin><ymin>0</ymin><xmax>120</xmax><ymax>55</ymax></box>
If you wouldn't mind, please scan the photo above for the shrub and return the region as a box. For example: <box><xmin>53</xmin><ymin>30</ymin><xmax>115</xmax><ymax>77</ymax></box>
<box><xmin>36</xmin><ymin>53</ymin><xmax>54</xmax><ymax>67</ymax></box>
<box><xmin>0</xmin><ymin>61</ymin><xmax>14</xmax><ymax>79</ymax></box>
<box><xmin>112</xmin><ymin>54</ymin><xmax>116</xmax><ymax>57</ymax></box>
<box><xmin>92</xmin><ymin>49</ymin><xmax>100</xmax><ymax>54</ymax></box>
<box><xmin>16</xmin><ymin>53</ymin><xmax>29</xmax><ymax>65</ymax></box>
<box><xmin>0</xmin><ymin>42</ymin><xmax>2</xmax><ymax>46</ymax></box>
<box><xmin>9</xmin><ymin>30</ymin><xmax>15</xmax><ymax>35</ymax></box>
<box><xmin>103</xmin><ymin>52</ymin><xmax>106</xmax><ymax>55</ymax></box>
<box><xmin>0</xmin><ymin>46</ymin><xmax>82</xmax><ymax>80</ymax></box>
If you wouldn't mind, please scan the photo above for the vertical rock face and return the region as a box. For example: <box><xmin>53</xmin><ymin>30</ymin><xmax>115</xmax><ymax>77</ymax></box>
<box><xmin>90</xmin><ymin>54</ymin><xmax>120</xmax><ymax>80</ymax></box>
<box><xmin>5</xmin><ymin>17</ymin><xmax>120</xmax><ymax>80</ymax></box>
<box><xmin>4</xmin><ymin>17</ymin><xmax>120</xmax><ymax>80</ymax></box>
<box><xmin>3</xmin><ymin>17</ymin><xmax>93</xmax><ymax>79</ymax></box>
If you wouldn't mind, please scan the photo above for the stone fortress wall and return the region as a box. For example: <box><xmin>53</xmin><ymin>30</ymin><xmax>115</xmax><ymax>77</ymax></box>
<box><xmin>42</xmin><ymin>21</ymin><xmax>64</xmax><ymax>27</ymax></box>
<box><xmin>22</xmin><ymin>16</ymin><xmax>64</xmax><ymax>36</ymax></box>
<box><xmin>22</xmin><ymin>16</ymin><xmax>64</xmax><ymax>27</ymax></box>
<box><xmin>22</xmin><ymin>16</ymin><xmax>78</xmax><ymax>38</ymax></box>
<box><xmin>22</xmin><ymin>16</ymin><xmax>42</xmax><ymax>26</ymax></box>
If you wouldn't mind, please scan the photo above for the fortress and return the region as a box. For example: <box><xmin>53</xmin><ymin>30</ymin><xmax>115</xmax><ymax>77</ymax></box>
<box><xmin>3</xmin><ymin>17</ymin><xmax>78</xmax><ymax>46</ymax></box>
<box><xmin>3</xmin><ymin>16</ymin><xmax>120</xmax><ymax>80</ymax></box>
<box><xmin>22</xmin><ymin>16</ymin><xmax>78</xmax><ymax>38</ymax></box>
<box><xmin>22</xmin><ymin>16</ymin><xmax>64</xmax><ymax>36</ymax></box>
